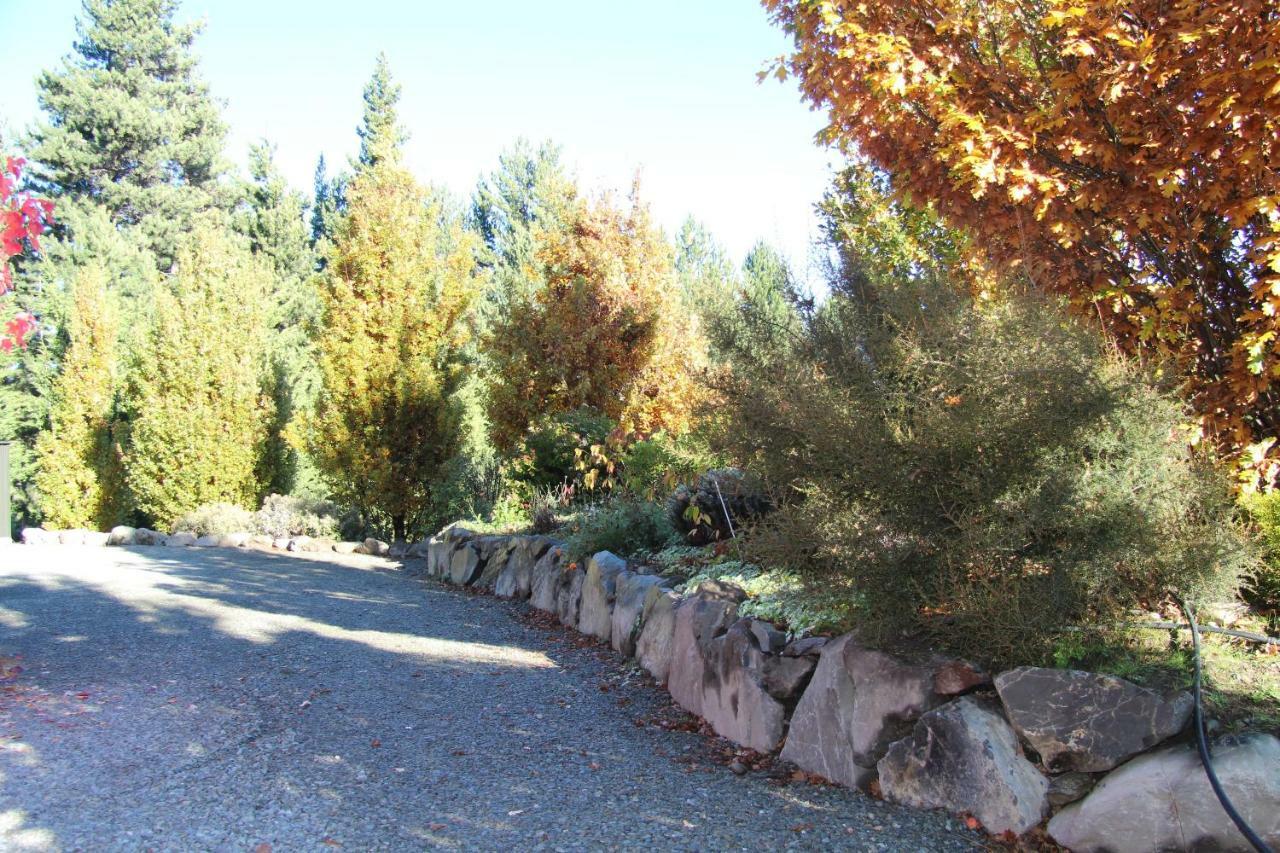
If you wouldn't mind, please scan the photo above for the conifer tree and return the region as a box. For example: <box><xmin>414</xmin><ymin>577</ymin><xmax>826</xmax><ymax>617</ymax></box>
<box><xmin>300</xmin><ymin>59</ymin><xmax>481</xmax><ymax>540</ymax></box>
<box><xmin>309</xmin><ymin>154</ymin><xmax>346</xmax><ymax>252</ymax></box>
<box><xmin>27</xmin><ymin>0</ymin><xmax>229</xmax><ymax>269</ymax></box>
<box><xmin>124</xmin><ymin>219</ymin><xmax>273</xmax><ymax>528</ymax></box>
<box><xmin>32</xmin><ymin>263</ymin><xmax>127</xmax><ymax>529</ymax></box>
<box><xmin>234</xmin><ymin>142</ymin><xmax>320</xmax><ymax>495</ymax></box>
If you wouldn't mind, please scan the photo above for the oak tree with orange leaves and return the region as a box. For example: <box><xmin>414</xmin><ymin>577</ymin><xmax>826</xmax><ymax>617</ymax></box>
<box><xmin>765</xmin><ymin>0</ymin><xmax>1280</xmax><ymax>476</ymax></box>
<box><xmin>486</xmin><ymin>186</ymin><xmax>702</xmax><ymax>453</ymax></box>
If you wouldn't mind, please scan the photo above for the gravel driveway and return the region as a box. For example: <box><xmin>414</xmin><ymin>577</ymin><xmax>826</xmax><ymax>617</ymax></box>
<box><xmin>0</xmin><ymin>544</ymin><xmax>979</xmax><ymax>851</ymax></box>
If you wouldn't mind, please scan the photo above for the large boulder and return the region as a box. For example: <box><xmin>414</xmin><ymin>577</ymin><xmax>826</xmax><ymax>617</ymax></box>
<box><xmin>556</xmin><ymin>565</ymin><xmax>586</xmax><ymax>629</ymax></box>
<box><xmin>779</xmin><ymin>634</ymin><xmax>949</xmax><ymax>790</ymax></box>
<box><xmin>635</xmin><ymin>588</ymin><xmax>680</xmax><ymax>682</ymax></box>
<box><xmin>194</xmin><ymin>535</ymin><xmax>220</xmax><ymax>548</ymax></box>
<box><xmin>83</xmin><ymin>531</ymin><xmax>110</xmax><ymax>547</ymax></box>
<box><xmin>611</xmin><ymin>572</ymin><xmax>669</xmax><ymax>657</ymax></box>
<box><xmin>877</xmin><ymin>696</ymin><xmax>1050</xmax><ymax>836</ymax></box>
<box><xmin>995</xmin><ymin>666</ymin><xmax>1193</xmax><ymax>773</ymax></box>
<box><xmin>449</xmin><ymin>542</ymin><xmax>485</xmax><ymax>586</ymax></box>
<box><xmin>332</xmin><ymin>541</ymin><xmax>360</xmax><ymax>555</ymax></box>
<box><xmin>133</xmin><ymin>528</ymin><xmax>166</xmax><ymax>546</ymax></box>
<box><xmin>363</xmin><ymin>537</ymin><xmax>390</xmax><ymax>557</ymax></box>
<box><xmin>578</xmin><ymin>551</ymin><xmax>629</xmax><ymax>643</ymax></box>
<box><xmin>695</xmin><ymin>618</ymin><xmax>791</xmax><ymax>752</ymax></box>
<box><xmin>1048</xmin><ymin>734</ymin><xmax>1280</xmax><ymax>852</ymax></box>
<box><xmin>426</xmin><ymin>536</ymin><xmax>454</xmax><ymax>578</ymax></box>
<box><xmin>529</xmin><ymin>546</ymin><xmax>566</xmax><ymax>613</ymax></box>
<box><xmin>107</xmin><ymin>526</ymin><xmax>137</xmax><ymax>546</ymax></box>
<box><xmin>495</xmin><ymin>537</ymin><xmax>556</xmax><ymax>599</ymax></box>
<box><xmin>215</xmin><ymin>532</ymin><xmax>249</xmax><ymax>548</ymax></box>
<box><xmin>21</xmin><ymin>527</ymin><xmax>53</xmax><ymax>545</ymax></box>
<box><xmin>476</xmin><ymin>537</ymin><xmax>520</xmax><ymax>589</ymax></box>
<box><xmin>167</xmin><ymin>531</ymin><xmax>197</xmax><ymax>547</ymax></box>
<box><xmin>58</xmin><ymin>529</ymin><xmax>88</xmax><ymax>545</ymax></box>
<box><xmin>666</xmin><ymin>580</ymin><xmax>747</xmax><ymax>718</ymax></box>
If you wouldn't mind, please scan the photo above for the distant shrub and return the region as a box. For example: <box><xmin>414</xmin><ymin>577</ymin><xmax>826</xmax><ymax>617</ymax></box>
<box><xmin>255</xmin><ymin>494</ymin><xmax>340</xmax><ymax>540</ymax></box>
<box><xmin>172</xmin><ymin>502</ymin><xmax>256</xmax><ymax>537</ymax></box>
<box><xmin>563</xmin><ymin>497</ymin><xmax>677</xmax><ymax>562</ymax></box>
<box><xmin>528</xmin><ymin>487</ymin><xmax>563</xmax><ymax>535</ymax></box>
<box><xmin>1239</xmin><ymin>491</ymin><xmax>1280</xmax><ymax>632</ymax></box>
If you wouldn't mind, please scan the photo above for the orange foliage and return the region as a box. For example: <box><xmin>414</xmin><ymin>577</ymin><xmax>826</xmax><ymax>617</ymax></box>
<box><xmin>486</xmin><ymin>186</ymin><xmax>703</xmax><ymax>450</ymax></box>
<box><xmin>765</xmin><ymin>0</ymin><xmax>1280</xmax><ymax>474</ymax></box>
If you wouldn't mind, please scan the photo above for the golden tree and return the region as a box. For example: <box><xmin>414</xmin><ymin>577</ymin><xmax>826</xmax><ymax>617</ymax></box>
<box><xmin>765</xmin><ymin>0</ymin><xmax>1280</xmax><ymax>475</ymax></box>
<box><xmin>486</xmin><ymin>186</ymin><xmax>703</xmax><ymax>452</ymax></box>
<box><xmin>33</xmin><ymin>263</ymin><xmax>127</xmax><ymax>529</ymax></box>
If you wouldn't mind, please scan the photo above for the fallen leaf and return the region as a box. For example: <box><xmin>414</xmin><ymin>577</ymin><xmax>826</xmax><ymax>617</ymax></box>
<box><xmin>588</xmin><ymin>761</ymin><xmax>601</xmax><ymax>770</ymax></box>
<box><xmin>370</xmin><ymin>739</ymin><xmax>381</xmax><ymax>748</ymax></box>
<box><xmin>253</xmin><ymin>844</ymin><xmax>272</xmax><ymax>853</ymax></box>
<box><xmin>320</xmin><ymin>838</ymin><xmax>341</xmax><ymax>847</ymax></box>
<box><xmin>428</xmin><ymin>823</ymin><xmax>446</xmax><ymax>831</ymax></box>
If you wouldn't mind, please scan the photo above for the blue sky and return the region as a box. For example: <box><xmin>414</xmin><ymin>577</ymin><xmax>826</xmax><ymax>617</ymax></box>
<box><xmin>0</xmin><ymin>0</ymin><xmax>840</xmax><ymax>282</ymax></box>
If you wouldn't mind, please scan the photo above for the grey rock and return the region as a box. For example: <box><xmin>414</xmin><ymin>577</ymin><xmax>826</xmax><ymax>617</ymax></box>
<box><xmin>246</xmin><ymin>534</ymin><xmax>275</xmax><ymax>549</ymax></box>
<box><xmin>529</xmin><ymin>546</ymin><xmax>565</xmax><ymax>613</ymax></box>
<box><xmin>107</xmin><ymin>526</ymin><xmax>137</xmax><ymax>546</ymax></box>
<box><xmin>58</xmin><ymin>529</ymin><xmax>88</xmax><ymax>545</ymax></box>
<box><xmin>635</xmin><ymin>588</ymin><xmax>680</xmax><ymax>683</ymax></box>
<box><xmin>749</xmin><ymin>621</ymin><xmax>786</xmax><ymax>654</ymax></box>
<box><xmin>83</xmin><ymin>531</ymin><xmax>110</xmax><ymax>547</ymax></box>
<box><xmin>167</xmin><ymin>532</ymin><xmax>197</xmax><ymax>548</ymax></box>
<box><xmin>405</xmin><ymin>540</ymin><xmax>431</xmax><ymax>558</ymax></box>
<box><xmin>133</xmin><ymin>528</ymin><xmax>166</xmax><ymax>546</ymax></box>
<box><xmin>332</xmin><ymin>542</ymin><xmax>360</xmax><ymax>555</ymax></box>
<box><xmin>273</xmin><ymin>536</ymin><xmax>291</xmax><ymax>550</ymax></box>
<box><xmin>363</xmin><ymin>538</ymin><xmax>390</xmax><ymax>557</ymax></box>
<box><xmin>449</xmin><ymin>542</ymin><xmax>485</xmax><ymax>586</ymax></box>
<box><xmin>666</xmin><ymin>581</ymin><xmax>746</xmax><ymax>718</ymax></box>
<box><xmin>1048</xmin><ymin>734</ymin><xmax>1280</xmax><ymax>852</ymax></box>
<box><xmin>760</xmin><ymin>653</ymin><xmax>815</xmax><ymax>701</ymax></box>
<box><xmin>611</xmin><ymin>572</ymin><xmax>669</xmax><ymax>657</ymax></box>
<box><xmin>556</xmin><ymin>566</ymin><xmax>585</xmax><ymax>629</ymax></box>
<box><xmin>21</xmin><ymin>527</ymin><xmax>53</xmax><ymax>545</ymax></box>
<box><xmin>783</xmin><ymin>636</ymin><xmax>829</xmax><ymax>658</ymax></box>
<box><xmin>995</xmin><ymin>666</ymin><xmax>1193</xmax><ymax>772</ymax></box>
<box><xmin>696</xmin><ymin>618</ymin><xmax>789</xmax><ymax>751</ymax></box>
<box><xmin>388</xmin><ymin>540</ymin><xmax>409</xmax><ymax>558</ymax></box>
<box><xmin>495</xmin><ymin>537</ymin><xmax>556</xmax><ymax>600</ymax></box>
<box><xmin>1047</xmin><ymin>771</ymin><xmax>1096</xmax><ymax>808</ymax></box>
<box><xmin>476</xmin><ymin>537</ymin><xmax>519</xmax><ymax>589</ymax></box>
<box><xmin>194</xmin><ymin>535</ymin><xmax>220</xmax><ymax>548</ymax></box>
<box><xmin>441</xmin><ymin>524</ymin><xmax>476</xmax><ymax>543</ymax></box>
<box><xmin>426</xmin><ymin>537</ymin><xmax>453</xmax><ymax>578</ymax></box>
<box><xmin>933</xmin><ymin>660</ymin><xmax>991</xmax><ymax>696</ymax></box>
<box><xmin>215</xmin><ymin>532</ymin><xmax>249</xmax><ymax>548</ymax></box>
<box><xmin>578</xmin><ymin>551</ymin><xmax>629</xmax><ymax>642</ymax></box>
<box><xmin>779</xmin><ymin>634</ymin><xmax>946</xmax><ymax>790</ymax></box>
<box><xmin>878</xmin><ymin>696</ymin><xmax>1049</xmax><ymax>836</ymax></box>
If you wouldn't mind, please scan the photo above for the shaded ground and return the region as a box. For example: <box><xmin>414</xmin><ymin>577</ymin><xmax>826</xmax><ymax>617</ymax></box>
<box><xmin>0</xmin><ymin>544</ymin><xmax>979</xmax><ymax>851</ymax></box>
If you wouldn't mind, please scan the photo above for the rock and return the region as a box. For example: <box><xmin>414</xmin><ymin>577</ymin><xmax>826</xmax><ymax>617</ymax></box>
<box><xmin>272</xmin><ymin>536</ymin><xmax>290</xmax><ymax>550</ymax></box>
<box><xmin>749</xmin><ymin>621</ymin><xmax>786</xmax><ymax>654</ymax></box>
<box><xmin>449</xmin><ymin>542</ymin><xmax>485</xmax><ymax>586</ymax></box>
<box><xmin>995</xmin><ymin>666</ymin><xmax>1193</xmax><ymax>773</ymax></box>
<box><xmin>194</xmin><ymin>535</ymin><xmax>219</xmax><ymax>547</ymax></box>
<box><xmin>83</xmin><ymin>531</ymin><xmax>109</xmax><ymax>547</ymax></box>
<box><xmin>21</xmin><ymin>527</ymin><xmax>52</xmax><ymax>545</ymax></box>
<box><xmin>388</xmin><ymin>540</ymin><xmax>409</xmax><ymax>558</ymax></box>
<box><xmin>107</xmin><ymin>526</ymin><xmax>137</xmax><ymax>546</ymax></box>
<box><xmin>635</xmin><ymin>589</ymin><xmax>680</xmax><ymax>682</ymax></box>
<box><xmin>58</xmin><ymin>529</ymin><xmax>88</xmax><ymax>545</ymax></box>
<box><xmin>1047</xmin><ymin>771</ymin><xmax>1096</xmax><ymax>808</ymax></box>
<box><xmin>167</xmin><ymin>532</ymin><xmax>197</xmax><ymax>547</ymax></box>
<box><xmin>1048</xmin><ymin>733</ymin><xmax>1280</xmax><ymax>852</ymax></box>
<box><xmin>578</xmin><ymin>551</ymin><xmax>629</xmax><ymax>642</ymax></box>
<box><xmin>332</xmin><ymin>541</ymin><xmax>358</xmax><ymax>554</ymax></box>
<box><xmin>878</xmin><ymin>696</ymin><xmax>1050</xmax><ymax>836</ymax></box>
<box><xmin>729</xmin><ymin>760</ymin><xmax>748</xmax><ymax>776</ymax></box>
<box><xmin>133</xmin><ymin>528</ymin><xmax>165</xmax><ymax>546</ymax></box>
<box><xmin>287</xmin><ymin>536</ymin><xmax>313</xmax><ymax>552</ymax></box>
<box><xmin>363</xmin><ymin>538</ymin><xmax>390</xmax><ymax>557</ymax></box>
<box><xmin>933</xmin><ymin>660</ymin><xmax>991</xmax><ymax>696</ymax></box>
<box><xmin>406</xmin><ymin>540</ymin><xmax>431</xmax><ymax>559</ymax></box>
<box><xmin>442</xmin><ymin>524</ymin><xmax>476</xmax><ymax>543</ymax></box>
<box><xmin>529</xmin><ymin>546</ymin><xmax>565</xmax><ymax>613</ymax></box>
<box><xmin>611</xmin><ymin>572</ymin><xmax>669</xmax><ymax>657</ymax></box>
<box><xmin>695</xmin><ymin>618</ymin><xmax>789</xmax><ymax>751</ymax></box>
<box><xmin>426</xmin><ymin>537</ymin><xmax>453</xmax><ymax>577</ymax></box>
<box><xmin>476</xmin><ymin>537</ymin><xmax>519</xmax><ymax>589</ymax></box>
<box><xmin>246</xmin><ymin>534</ymin><xmax>274</xmax><ymax>549</ymax></box>
<box><xmin>495</xmin><ymin>537</ymin><xmax>556</xmax><ymax>600</ymax></box>
<box><xmin>779</xmin><ymin>634</ymin><xmax>948</xmax><ymax>790</ymax></box>
<box><xmin>666</xmin><ymin>580</ymin><xmax>747</xmax><ymax>718</ymax></box>
<box><xmin>556</xmin><ymin>565</ymin><xmax>586</xmax><ymax>629</ymax></box>
<box><xmin>760</xmin><ymin>652</ymin><xmax>815</xmax><ymax>700</ymax></box>
<box><xmin>215</xmin><ymin>532</ymin><xmax>249</xmax><ymax>548</ymax></box>
<box><xmin>783</xmin><ymin>636</ymin><xmax>829</xmax><ymax>658</ymax></box>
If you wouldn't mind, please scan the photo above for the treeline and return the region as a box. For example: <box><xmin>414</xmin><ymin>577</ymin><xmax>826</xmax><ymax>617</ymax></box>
<box><xmin>0</xmin><ymin>1</ymin><xmax>784</xmax><ymax>540</ymax></box>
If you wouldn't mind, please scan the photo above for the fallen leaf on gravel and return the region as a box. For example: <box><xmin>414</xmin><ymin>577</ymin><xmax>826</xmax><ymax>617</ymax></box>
<box><xmin>321</xmin><ymin>838</ymin><xmax>341</xmax><ymax>847</ymax></box>
<box><xmin>253</xmin><ymin>844</ymin><xmax>272</xmax><ymax>853</ymax></box>
<box><xmin>588</xmin><ymin>761</ymin><xmax>601</xmax><ymax>770</ymax></box>
<box><xmin>791</xmin><ymin>823</ymin><xmax>814</xmax><ymax>832</ymax></box>
<box><xmin>451</xmin><ymin>749</ymin><xmax>468</xmax><ymax>756</ymax></box>
<box><xmin>428</xmin><ymin>823</ymin><xmax>446</xmax><ymax>831</ymax></box>
<box><xmin>964</xmin><ymin>815</ymin><xmax>982</xmax><ymax>831</ymax></box>
<box><xmin>370</xmin><ymin>739</ymin><xmax>381</xmax><ymax>748</ymax></box>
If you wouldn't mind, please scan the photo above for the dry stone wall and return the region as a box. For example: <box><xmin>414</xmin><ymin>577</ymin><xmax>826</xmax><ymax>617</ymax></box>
<box><xmin>18</xmin><ymin>522</ymin><xmax>1280</xmax><ymax>851</ymax></box>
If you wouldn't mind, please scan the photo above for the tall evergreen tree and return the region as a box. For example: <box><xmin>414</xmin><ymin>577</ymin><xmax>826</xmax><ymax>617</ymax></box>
<box><xmin>27</xmin><ymin>0</ymin><xmax>229</xmax><ymax>270</ymax></box>
<box><xmin>299</xmin><ymin>60</ymin><xmax>481</xmax><ymax>540</ymax></box>
<box><xmin>234</xmin><ymin>142</ymin><xmax>321</xmax><ymax>496</ymax></box>
<box><xmin>674</xmin><ymin>216</ymin><xmax>737</xmax><ymax>355</ymax></box>
<box><xmin>124</xmin><ymin>219</ymin><xmax>273</xmax><ymax>528</ymax></box>
<box><xmin>309</xmin><ymin>154</ymin><xmax>346</xmax><ymax>251</ymax></box>
<box><xmin>32</xmin><ymin>263</ymin><xmax>127</xmax><ymax>529</ymax></box>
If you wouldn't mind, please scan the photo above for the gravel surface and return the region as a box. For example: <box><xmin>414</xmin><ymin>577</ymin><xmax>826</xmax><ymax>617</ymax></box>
<box><xmin>0</xmin><ymin>544</ymin><xmax>981</xmax><ymax>851</ymax></box>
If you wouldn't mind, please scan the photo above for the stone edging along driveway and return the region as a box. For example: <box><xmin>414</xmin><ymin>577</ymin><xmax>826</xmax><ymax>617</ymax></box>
<box><xmin>22</xmin><ymin>522</ymin><xmax>1280</xmax><ymax>851</ymax></box>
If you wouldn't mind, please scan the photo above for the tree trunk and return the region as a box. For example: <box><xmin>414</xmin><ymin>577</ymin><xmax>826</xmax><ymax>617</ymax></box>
<box><xmin>392</xmin><ymin>514</ymin><xmax>406</xmax><ymax>543</ymax></box>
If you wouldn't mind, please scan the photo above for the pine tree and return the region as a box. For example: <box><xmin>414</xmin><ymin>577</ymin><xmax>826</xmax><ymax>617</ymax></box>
<box><xmin>123</xmin><ymin>219</ymin><xmax>273</xmax><ymax>529</ymax></box>
<box><xmin>32</xmin><ymin>263</ymin><xmax>127</xmax><ymax>529</ymax></box>
<box><xmin>299</xmin><ymin>59</ymin><xmax>481</xmax><ymax>540</ymax></box>
<box><xmin>234</xmin><ymin>142</ymin><xmax>320</xmax><ymax>496</ymax></box>
<box><xmin>27</xmin><ymin>0</ymin><xmax>229</xmax><ymax>269</ymax></box>
<box><xmin>309</xmin><ymin>154</ymin><xmax>346</xmax><ymax>251</ymax></box>
<box><xmin>674</xmin><ymin>217</ymin><xmax>737</xmax><ymax>357</ymax></box>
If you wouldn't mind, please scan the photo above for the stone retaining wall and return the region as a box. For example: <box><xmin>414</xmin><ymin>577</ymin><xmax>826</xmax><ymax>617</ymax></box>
<box><xmin>18</xmin><ymin>523</ymin><xmax>1280</xmax><ymax>851</ymax></box>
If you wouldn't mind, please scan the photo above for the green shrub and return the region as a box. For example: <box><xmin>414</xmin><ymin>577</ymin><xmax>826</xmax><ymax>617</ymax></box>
<box><xmin>255</xmin><ymin>493</ymin><xmax>340</xmax><ymax>540</ymax></box>
<box><xmin>619</xmin><ymin>430</ymin><xmax>724</xmax><ymax>499</ymax></box>
<box><xmin>563</xmin><ymin>497</ymin><xmax>677</xmax><ymax>562</ymax></box>
<box><xmin>714</xmin><ymin>165</ymin><xmax>1255</xmax><ymax>666</ymax></box>
<box><xmin>1239</xmin><ymin>491</ymin><xmax>1280</xmax><ymax>632</ymax></box>
<box><xmin>513</xmin><ymin>408</ymin><xmax>615</xmax><ymax>492</ymax></box>
<box><xmin>172</xmin><ymin>502</ymin><xmax>256</xmax><ymax>537</ymax></box>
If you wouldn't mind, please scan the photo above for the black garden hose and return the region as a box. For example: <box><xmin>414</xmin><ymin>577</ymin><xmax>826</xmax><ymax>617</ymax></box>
<box><xmin>1176</xmin><ymin>596</ymin><xmax>1273</xmax><ymax>853</ymax></box>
